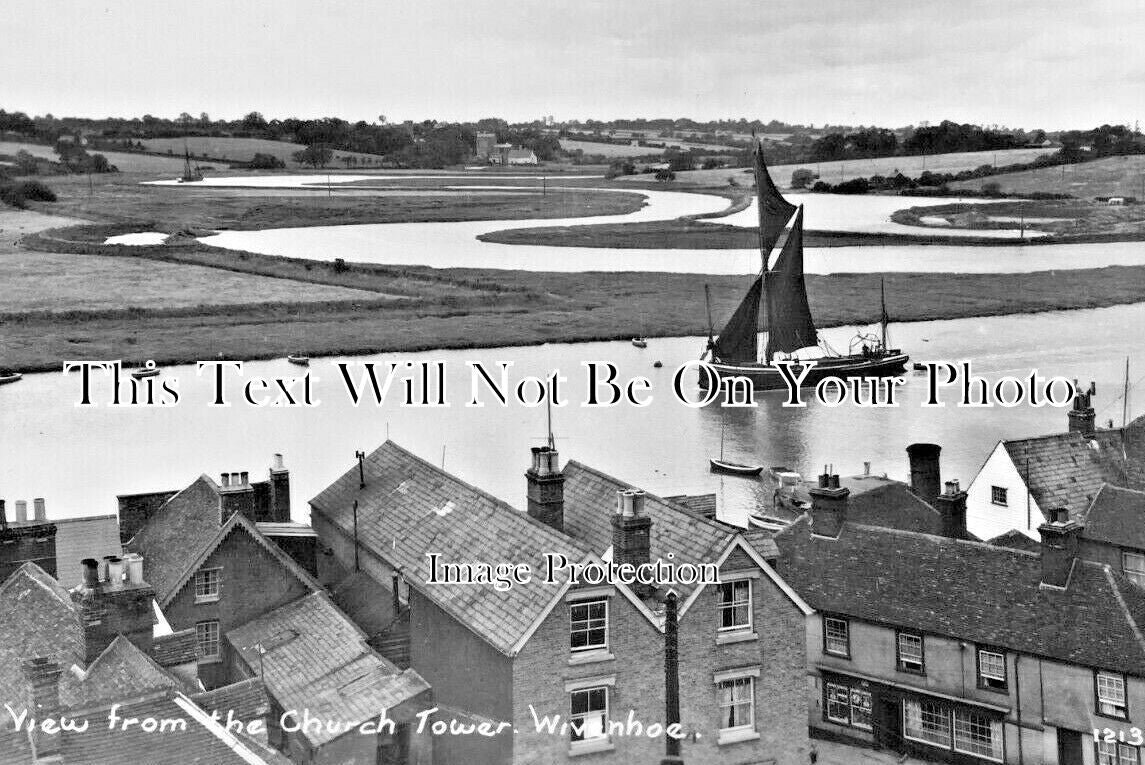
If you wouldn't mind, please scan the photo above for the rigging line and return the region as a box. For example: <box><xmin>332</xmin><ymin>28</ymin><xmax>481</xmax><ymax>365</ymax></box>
<box><xmin>1093</xmin><ymin>370</ymin><xmax>1145</xmax><ymax>420</ymax></box>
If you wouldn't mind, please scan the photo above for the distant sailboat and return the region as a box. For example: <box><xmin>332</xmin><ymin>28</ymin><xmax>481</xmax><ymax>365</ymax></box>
<box><xmin>177</xmin><ymin>143</ymin><xmax>203</xmax><ymax>183</ymax></box>
<box><xmin>699</xmin><ymin>139</ymin><xmax>909</xmax><ymax>391</ymax></box>
<box><xmin>709</xmin><ymin>414</ymin><xmax>763</xmax><ymax>476</ymax></box>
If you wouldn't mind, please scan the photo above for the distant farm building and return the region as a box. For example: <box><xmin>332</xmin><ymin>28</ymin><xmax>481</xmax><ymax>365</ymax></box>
<box><xmin>488</xmin><ymin>144</ymin><xmax>538</xmax><ymax>165</ymax></box>
<box><xmin>475</xmin><ymin>132</ymin><xmax>497</xmax><ymax>161</ymax></box>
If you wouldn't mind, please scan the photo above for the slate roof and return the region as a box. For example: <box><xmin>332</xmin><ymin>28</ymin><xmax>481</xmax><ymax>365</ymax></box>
<box><xmin>561</xmin><ymin>461</ymin><xmax>776</xmax><ymax>603</ymax></box>
<box><xmin>1002</xmin><ymin>426</ymin><xmax>1136</xmax><ymax>518</ymax></box>
<box><xmin>763</xmin><ymin>519</ymin><xmax>1145</xmax><ymax>676</ymax></box>
<box><xmin>152</xmin><ymin>628</ymin><xmax>199</xmax><ymax>666</ymax></box>
<box><xmin>1080</xmin><ymin>485</ymin><xmax>1145</xmax><ymax>550</ymax></box>
<box><xmin>663</xmin><ymin>493</ymin><xmax>718</xmax><ymax>520</ymax></box>
<box><xmin>65</xmin><ymin>634</ymin><xmax>177</xmax><ymax>708</ymax></box>
<box><xmin>309</xmin><ymin>441</ymin><xmax>593</xmax><ymax>656</ymax></box>
<box><xmin>192</xmin><ymin>678</ymin><xmax>271</xmax><ymax>723</ymax></box>
<box><xmin>226</xmin><ymin>592</ymin><xmax>430</xmax><ymax>747</ymax></box>
<box><xmin>844</xmin><ymin>479</ymin><xmax>948</xmax><ymax>536</ymax></box>
<box><xmin>46</xmin><ymin>514</ymin><xmax>123</xmax><ymax>587</ymax></box>
<box><xmin>986</xmin><ymin>529</ymin><xmax>1042</xmax><ymax>553</ymax></box>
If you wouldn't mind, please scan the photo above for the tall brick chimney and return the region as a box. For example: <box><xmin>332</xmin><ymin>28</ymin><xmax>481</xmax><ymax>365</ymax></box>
<box><xmin>218</xmin><ymin>471</ymin><xmax>256</xmax><ymax>523</ymax></box>
<box><xmin>526</xmin><ymin>446</ymin><xmax>565</xmax><ymax>531</ymax></box>
<box><xmin>934</xmin><ymin>480</ymin><xmax>968</xmax><ymax>539</ymax></box>
<box><xmin>23</xmin><ymin>658</ymin><xmax>62</xmax><ymax>759</ymax></box>
<box><xmin>809</xmin><ymin>470</ymin><xmax>849</xmax><ymax>538</ymax></box>
<box><xmin>71</xmin><ymin>556</ymin><xmax>156</xmax><ymax>663</ymax></box>
<box><xmin>907</xmin><ymin>443</ymin><xmax>942</xmax><ymax>507</ymax></box>
<box><xmin>611</xmin><ymin>489</ymin><xmax>652</xmax><ymax>570</ymax></box>
<box><xmin>0</xmin><ymin>499</ymin><xmax>6</xmax><ymax>529</ymax></box>
<box><xmin>1038</xmin><ymin>507</ymin><xmax>1081</xmax><ymax>588</ymax></box>
<box><xmin>268</xmin><ymin>453</ymin><xmax>291</xmax><ymax>523</ymax></box>
<box><xmin>1068</xmin><ymin>380</ymin><xmax>1097</xmax><ymax>438</ymax></box>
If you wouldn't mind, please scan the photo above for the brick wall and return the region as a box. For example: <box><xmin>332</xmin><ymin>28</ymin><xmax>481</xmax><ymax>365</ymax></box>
<box><xmin>163</xmin><ymin>525</ymin><xmax>312</xmax><ymax>689</ymax></box>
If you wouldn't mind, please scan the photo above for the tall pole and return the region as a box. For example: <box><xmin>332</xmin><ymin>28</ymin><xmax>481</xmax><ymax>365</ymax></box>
<box><xmin>1124</xmin><ymin>357</ymin><xmax>1131</xmax><ymax>428</ymax></box>
<box><xmin>352</xmin><ymin>499</ymin><xmax>360</xmax><ymax>571</ymax></box>
<box><xmin>661</xmin><ymin>592</ymin><xmax>683</xmax><ymax>765</ymax></box>
<box><xmin>879</xmin><ymin>278</ymin><xmax>889</xmax><ymax>351</ymax></box>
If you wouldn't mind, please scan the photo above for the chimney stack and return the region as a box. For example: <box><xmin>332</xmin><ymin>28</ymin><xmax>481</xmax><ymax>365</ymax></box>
<box><xmin>809</xmin><ymin>468</ymin><xmax>849</xmax><ymax>538</ymax></box>
<box><xmin>0</xmin><ymin>499</ymin><xmax>6</xmax><ymax>529</ymax></box>
<box><xmin>23</xmin><ymin>658</ymin><xmax>62</xmax><ymax>759</ymax></box>
<box><xmin>934</xmin><ymin>479</ymin><xmax>968</xmax><ymax>539</ymax></box>
<box><xmin>33</xmin><ymin>498</ymin><xmax>46</xmax><ymax>522</ymax></box>
<box><xmin>907</xmin><ymin>443</ymin><xmax>942</xmax><ymax>507</ymax></box>
<box><xmin>269</xmin><ymin>453</ymin><xmax>292</xmax><ymax>523</ymax></box>
<box><xmin>1068</xmin><ymin>380</ymin><xmax>1097</xmax><ymax>438</ymax></box>
<box><xmin>1038</xmin><ymin>507</ymin><xmax>1081</xmax><ymax>588</ymax></box>
<box><xmin>15</xmin><ymin>500</ymin><xmax>28</xmax><ymax>523</ymax></box>
<box><xmin>526</xmin><ymin>446</ymin><xmax>565</xmax><ymax>531</ymax></box>
<box><xmin>73</xmin><ymin>556</ymin><xmax>156</xmax><ymax>663</ymax></box>
<box><xmin>611</xmin><ymin>489</ymin><xmax>652</xmax><ymax>573</ymax></box>
<box><xmin>219</xmin><ymin>469</ymin><xmax>256</xmax><ymax>522</ymax></box>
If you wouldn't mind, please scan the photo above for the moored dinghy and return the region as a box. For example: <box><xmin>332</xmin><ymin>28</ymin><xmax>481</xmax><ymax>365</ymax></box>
<box><xmin>0</xmin><ymin>371</ymin><xmax>22</xmax><ymax>385</ymax></box>
<box><xmin>287</xmin><ymin>354</ymin><xmax>310</xmax><ymax>366</ymax></box>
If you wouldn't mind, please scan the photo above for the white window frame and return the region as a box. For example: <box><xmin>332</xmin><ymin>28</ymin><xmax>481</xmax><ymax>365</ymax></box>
<box><xmin>825</xmin><ymin>680</ymin><xmax>872</xmax><ymax>731</ymax></box>
<box><xmin>1098</xmin><ymin>741</ymin><xmax>1140</xmax><ymax>765</ymax></box>
<box><xmin>193</xmin><ymin>567</ymin><xmax>222</xmax><ymax>603</ymax></box>
<box><xmin>569</xmin><ymin>598</ymin><xmax>608</xmax><ymax>653</ymax></box>
<box><xmin>824</xmin><ymin>616</ymin><xmax>850</xmax><ymax>657</ymax></box>
<box><xmin>1097</xmin><ymin>671</ymin><xmax>1128</xmax><ymax>719</ymax></box>
<box><xmin>952</xmin><ymin>708</ymin><xmax>1004</xmax><ymax>761</ymax></box>
<box><xmin>903</xmin><ymin>698</ymin><xmax>952</xmax><ymax>749</ymax></box>
<box><xmin>977</xmin><ymin>648</ymin><xmax>1007</xmax><ymax>690</ymax></box>
<box><xmin>568</xmin><ymin>683</ymin><xmax>609</xmax><ymax>752</ymax></box>
<box><xmin>896</xmin><ymin>632</ymin><xmax>925</xmax><ymax>673</ymax></box>
<box><xmin>717</xmin><ymin>578</ymin><xmax>753</xmax><ymax>632</ymax></box>
<box><xmin>196</xmin><ymin>620</ymin><xmax>220</xmax><ymax>662</ymax></box>
<box><xmin>1124</xmin><ymin>552</ymin><xmax>1145</xmax><ymax>588</ymax></box>
<box><xmin>990</xmin><ymin>486</ymin><xmax>1008</xmax><ymax>506</ymax></box>
<box><xmin>716</xmin><ymin>672</ymin><xmax>758</xmax><ymax>745</ymax></box>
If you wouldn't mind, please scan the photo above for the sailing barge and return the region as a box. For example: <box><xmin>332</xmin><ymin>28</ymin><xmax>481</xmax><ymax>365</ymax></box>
<box><xmin>700</xmin><ymin>141</ymin><xmax>909</xmax><ymax>391</ymax></box>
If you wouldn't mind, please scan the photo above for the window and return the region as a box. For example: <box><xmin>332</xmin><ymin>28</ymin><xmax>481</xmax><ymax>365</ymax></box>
<box><xmin>569</xmin><ymin>600</ymin><xmax>608</xmax><ymax>652</ymax></box>
<box><xmin>718</xmin><ymin>677</ymin><xmax>755</xmax><ymax>732</ymax></box>
<box><xmin>953</xmin><ymin>709</ymin><xmax>1004</xmax><ymax>761</ymax></box>
<box><xmin>569</xmin><ymin>686</ymin><xmax>608</xmax><ymax>743</ymax></box>
<box><xmin>1097</xmin><ymin>671</ymin><xmax>1128</xmax><ymax>718</ymax></box>
<box><xmin>1124</xmin><ymin>552</ymin><xmax>1145</xmax><ymax>588</ymax></box>
<box><xmin>991</xmin><ymin>486</ymin><xmax>1008</xmax><ymax>506</ymax></box>
<box><xmin>196</xmin><ymin>620</ymin><xmax>220</xmax><ymax>662</ymax></box>
<box><xmin>824</xmin><ymin>680</ymin><xmax>872</xmax><ymax>731</ymax></box>
<box><xmin>717</xmin><ymin>579</ymin><xmax>752</xmax><ymax>631</ymax></box>
<box><xmin>896</xmin><ymin>632</ymin><xmax>925</xmax><ymax>673</ymax></box>
<box><xmin>977</xmin><ymin>648</ymin><xmax>1008</xmax><ymax>691</ymax></box>
<box><xmin>904</xmin><ymin>699</ymin><xmax>1003</xmax><ymax>761</ymax></box>
<box><xmin>823</xmin><ymin>617</ymin><xmax>850</xmax><ymax>658</ymax></box>
<box><xmin>1098</xmin><ymin>741</ymin><xmax>1140</xmax><ymax>765</ymax></box>
<box><xmin>193</xmin><ymin>568</ymin><xmax>221</xmax><ymax>603</ymax></box>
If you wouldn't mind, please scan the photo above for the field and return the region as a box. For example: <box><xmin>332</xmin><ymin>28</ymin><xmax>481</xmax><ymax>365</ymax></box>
<box><xmin>950</xmin><ymin>154</ymin><xmax>1145</xmax><ymax>199</ymax></box>
<box><xmin>619</xmin><ymin>147</ymin><xmax>1058</xmax><ymax>188</ymax></box>
<box><xmin>559</xmin><ymin>139</ymin><xmax>666</xmax><ymax>158</ymax></box>
<box><xmin>0</xmin><ymin>141</ymin><xmax>213</xmax><ymax>173</ymax></box>
<box><xmin>141</xmin><ymin>136</ymin><xmax>388</xmax><ymax>169</ymax></box>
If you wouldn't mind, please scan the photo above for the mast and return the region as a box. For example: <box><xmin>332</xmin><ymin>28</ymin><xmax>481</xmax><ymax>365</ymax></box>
<box><xmin>880</xmin><ymin>278</ymin><xmax>889</xmax><ymax>351</ymax></box>
<box><xmin>704</xmin><ymin>284</ymin><xmax>715</xmax><ymax>350</ymax></box>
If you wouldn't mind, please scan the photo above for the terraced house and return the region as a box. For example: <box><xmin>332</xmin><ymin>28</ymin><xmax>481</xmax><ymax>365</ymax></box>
<box><xmin>309</xmin><ymin>440</ymin><xmax>812</xmax><ymax>765</ymax></box>
<box><xmin>759</xmin><ymin>462</ymin><xmax>1145</xmax><ymax>765</ymax></box>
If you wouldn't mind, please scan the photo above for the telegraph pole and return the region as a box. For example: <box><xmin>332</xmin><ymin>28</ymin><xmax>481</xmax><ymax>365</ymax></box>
<box><xmin>661</xmin><ymin>592</ymin><xmax>683</xmax><ymax>764</ymax></box>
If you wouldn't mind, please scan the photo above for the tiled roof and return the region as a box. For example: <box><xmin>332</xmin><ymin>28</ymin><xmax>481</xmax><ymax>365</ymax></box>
<box><xmin>663</xmin><ymin>493</ymin><xmax>717</xmax><ymax>520</ymax></box>
<box><xmin>764</xmin><ymin>519</ymin><xmax>1145</xmax><ymax>676</ymax></box>
<box><xmin>192</xmin><ymin>678</ymin><xmax>271</xmax><ymax>723</ymax></box>
<box><xmin>561</xmin><ymin>461</ymin><xmax>778</xmax><ymax>601</ymax></box>
<box><xmin>309</xmin><ymin>441</ymin><xmax>593</xmax><ymax>656</ymax></box>
<box><xmin>844</xmin><ymin>481</ymin><xmax>948</xmax><ymax>536</ymax></box>
<box><xmin>152</xmin><ymin>628</ymin><xmax>199</xmax><ymax>666</ymax></box>
<box><xmin>0</xmin><ymin>563</ymin><xmax>85</xmax><ymax>714</ymax></box>
<box><xmin>226</xmin><ymin>592</ymin><xmax>429</xmax><ymax>747</ymax></box>
<box><xmin>986</xmin><ymin>529</ymin><xmax>1042</xmax><ymax>553</ymax></box>
<box><xmin>65</xmin><ymin>634</ymin><xmax>177</xmax><ymax>708</ymax></box>
<box><xmin>1003</xmin><ymin>427</ymin><xmax>1133</xmax><ymax>518</ymax></box>
<box><xmin>127</xmin><ymin>475</ymin><xmax>224</xmax><ymax>602</ymax></box>
<box><xmin>1080</xmin><ymin>485</ymin><xmax>1145</xmax><ymax>550</ymax></box>
<box><xmin>48</xmin><ymin>514</ymin><xmax>123</xmax><ymax>587</ymax></box>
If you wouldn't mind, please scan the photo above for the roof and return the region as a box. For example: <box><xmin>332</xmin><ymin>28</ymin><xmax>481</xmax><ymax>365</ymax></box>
<box><xmin>51</xmin><ymin>515</ymin><xmax>123</xmax><ymax>587</ymax></box>
<box><xmin>764</xmin><ymin>518</ymin><xmax>1145</xmax><ymax>676</ymax></box>
<box><xmin>845</xmin><ymin>480</ymin><xmax>949</xmax><ymax>536</ymax></box>
<box><xmin>0</xmin><ymin>563</ymin><xmax>84</xmax><ymax>714</ymax></box>
<box><xmin>330</xmin><ymin>570</ymin><xmax>396</xmax><ymax>637</ymax></box>
<box><xmin>255</xmin><ymin>522</ymin><xmax>316</xmax><ymax>538</ymax></box>
<box><xmin>66</xmin><ymin>635</ymin><xmax>177</xmax><ymax>708</ymax></box>
<box><xmin>309</xmin><ymin>441</ymin><xmax>593</xmax><ymax>656</ymax></box>
<box><xmin>986</xmin><ymin>529</ymin><xmax>1042</xmax><ymax>553</ymax></box>
<box><xmin>127</xmin><ymin>475</ymin><xmax>225</xmax><ymax>602</ymax></box>
<box><xmin>192</xmin><ymin>678</ymin><xmax>271</xmax><ymax>723</ymax></box>
<box><xmin>1080</xmin><ymin>485</ymin><xmax>1145</xmax><ymax>550</ymax></box>
<box><xmin>151</xmin><ymin>628</ymin><xmax>199</xmax><ymax>666</ymax></box>
<box><xmin>561</xmin><ymin>461</ymin><xmax>773</xmax><ymax>604</ymax></box>
<box><xmin>226</xmin><ymin>592</ymin><xmax>429</xmax><ymax>746</ymax></box>
<box><xmin>1002</xmin><ymin>425</ymin><xmax>1138</xmax><ymax>518</ymax></box>
<box><xmin>663</xmin><ymin>493</ymin><xmax>717</xmax><ymax>520</ymax></box>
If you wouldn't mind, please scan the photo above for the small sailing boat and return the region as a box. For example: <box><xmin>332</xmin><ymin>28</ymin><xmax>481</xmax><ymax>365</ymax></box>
<box><xmin>287</xmin><ymin>354</ymin><xmax>310</xmax><ymax>366</ymax></box>
<box><xmin>631</xmin><ymin>312</ymin><xmax>648</xmax><ymax>348</ymax></box>
<box><xmin>130</xmin><ymin>360</ymin><xmax>161</xmax><ymax>379</ymax></box>
<box><xmin>177</xmin><ymin>143</ymin><xmax>203</xmax><ymax>183</ymax></box>
<box><xmin>709</xmin><ymin>414</ymin><xmax>763</xmax><ymax>476</ymax></box>
<box><xmin>699</xmin><ymin>140</ymin><xmax>909</xmax><ymax>391</ymax></box>
<box><xmin>0</xmin><ymin>371</ymin><xmax>22</xmax><ymax>385</ymax></box>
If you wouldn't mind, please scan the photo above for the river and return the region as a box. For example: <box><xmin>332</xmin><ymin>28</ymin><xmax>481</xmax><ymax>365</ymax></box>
<box><xmin>3</xmin><ymin>304</ymin><xmax>1142</xmax><ymax>541</ymax></box>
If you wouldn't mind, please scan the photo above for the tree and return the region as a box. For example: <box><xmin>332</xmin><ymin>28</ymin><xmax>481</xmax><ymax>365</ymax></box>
<box><xmin>292</xmin><ymin>144</ymin><xmax>333</xmax><ymax>168</ymax></box>
<box><xmin>248</xmin><ymin>152</ymin><xmax>285</xmax><ymax>169</ymax></box>
<box><xmin>791</xmin><ymin>168</ymin><xmax>816</xmax><ymax>189</ymax></box>
<box><xmin>242</xmin><ymin>111</ymin><xmax>268</xmax><ymax>132</ymax></box>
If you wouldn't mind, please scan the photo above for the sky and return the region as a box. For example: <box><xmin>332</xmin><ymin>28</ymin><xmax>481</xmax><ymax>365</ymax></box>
<box><xmin>2</xmin><ymin>0</ymin><xmax>1142</xmax><ymax>130</ymax></box>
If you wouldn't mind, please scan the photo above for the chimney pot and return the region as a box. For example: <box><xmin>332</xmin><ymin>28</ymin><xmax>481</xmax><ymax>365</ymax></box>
<box><xmin>81</xmin><ymin>558</ymin><xmax>99</xmax><ymax>587</ymax></box>
<box><xmin>105</xmin><ymin>556</ymin><xmax>125</xmax><ymax>585</ymax></box>
<box><xmin>630</xmin><ymin>489</ymin><xmax>646</xmax><ymax>516</ymax></box>
<box><xmin>863</xmin><ymin>461</ymin><xmax>871</xmax><ymax>476</ymax></box>
<box><xmin>828</xmin><ymin>474</ymin><xmax>840</xmax><ymax>489</ymax></box>
<box><xmin>221</xmin><ymin>473</ymin><xmax>230</xmax><ymax>487</ymax></box>
<box><xmin>123</xmin><ymin>553</ymin><xmax>144</xmax><ymax>585</ymax></box>
<box><xmin>818</xmin><ymin>472</ymin><xmax>829</xmax><ymax>489</ymax></box>
<box><xmin>15</xmin><ymin>500</ymin><xmax>28</xmax><ymax>523</ymax></box>
<box><xmin>240</xmin><ymin>471</ymin><xmax>249</xmax><ymax>485</ymax></box>
<box><xmin>273</xmin><ymin>453</ymin><xmax>285</xmax><ymax>471</ymax></box>
<box><xmin>33</xmin><ymin>498</ymin><xmax>46</xmax><ymax>521</ymax></box>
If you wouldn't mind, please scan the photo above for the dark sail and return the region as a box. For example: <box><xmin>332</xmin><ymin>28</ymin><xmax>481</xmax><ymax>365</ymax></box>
<box><xmin>753</xmin><ymin>139</ymin><xmax>797</xmax><ymax>259</ymax></box>
<box><xmin>711</xmin><ymin>276</ymin><xmax>763</xmax><ymax>363</ymax></box>
<box><xmin>764</xmin><ymin>207</ymin><xmax>818</xmax><ymax>359</ymax></box>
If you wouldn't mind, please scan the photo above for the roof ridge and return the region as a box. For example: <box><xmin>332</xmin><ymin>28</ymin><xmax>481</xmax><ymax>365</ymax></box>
<box><xmin>845</xmin><ymin>521</ymin><xmax>1041</xmax><ymax>558</ymax></box>
<box><xmin>1103</xmin><ymin>564</ymin><xmax>1145</xmax><ymax>660</ymax></box>
<box><xmin>0</xmin><ymin>561</ymin><xmax>75</xmax><ymax>605</ymax></box>
<box><xmin>1005</xmin><ymin>426</ymin><xmax>1122</xmax><ymax>446</ymax></box>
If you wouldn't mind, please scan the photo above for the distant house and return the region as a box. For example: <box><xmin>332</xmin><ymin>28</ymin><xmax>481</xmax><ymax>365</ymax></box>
<box><xmin>309</xmin><ymin>441</ymin><xmax>811</xmax><ymax>765</ymax></box>
<box><xmin>1109</xmin><ymin>197</ymin><xmax>1126</xmax><ymax>205</ymax></box>
<box><xmin>0</xmin><ymin>499</ymin><xmax>121</xmax><ymax>586</ymax></box>
<box><xmin>507</xmin><ymin>148</ymin><xmax>538</xmax><ymax>165</ymax></box>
